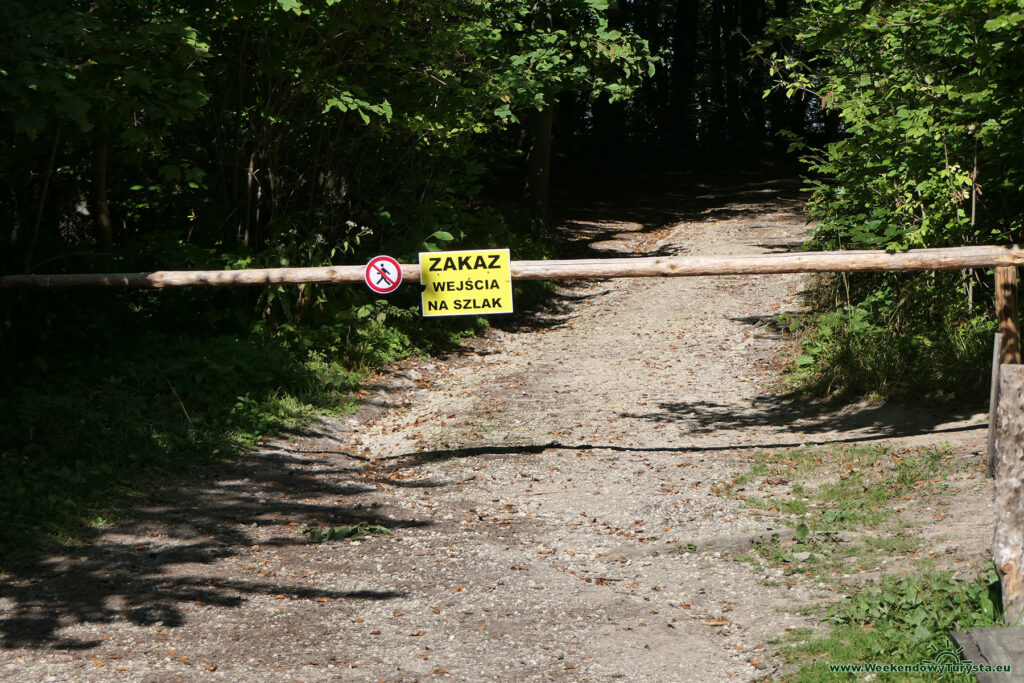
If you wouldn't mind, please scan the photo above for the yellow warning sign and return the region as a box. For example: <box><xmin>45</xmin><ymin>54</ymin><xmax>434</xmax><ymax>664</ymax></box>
<box><xmin>419</xmin><ymin>248</ymin><xmax>513</xmax><ymax>317</ymax></box>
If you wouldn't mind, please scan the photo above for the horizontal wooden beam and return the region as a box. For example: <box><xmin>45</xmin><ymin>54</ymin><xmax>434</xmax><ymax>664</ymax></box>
<box><xmin>2</xmin><ymin>245</ymin><xmax>1023</xmax><ymax>289</ymax></box>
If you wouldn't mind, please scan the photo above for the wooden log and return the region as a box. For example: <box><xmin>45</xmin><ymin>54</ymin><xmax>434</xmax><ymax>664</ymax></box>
<box><xmin>988</xmin><ymin>332</ymin><xmax>1004</xmax><ymax>478</ymax></box>
<box><xmin>994</xmin><ymin>365</ymin><xmax>1024</xmax><ymax>624</ymax></box>
<box><xmin>2</xmin><ymin>245</ymin><xmax>1024</xmax><ymax>289</ymax></box>
<box><xmin>0</xmin><ymin>265</ymin><xmax>371</xmax><ymax>289</ymax></box>
<box><xmin>997</xmin><ymin>266</ymin><xmax>1022</xmax><ymax>365</ymax></box>
<box><xmin>511</xmin><ymin>245</ymin><xmax>1024</xmax><ymax>281</ymax></box>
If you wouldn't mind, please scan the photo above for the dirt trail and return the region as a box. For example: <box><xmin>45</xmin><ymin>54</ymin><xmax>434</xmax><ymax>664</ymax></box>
<box><xmin>1</xmin><ymin>175</ymin><xmax>993</xmax><ymax>682</ymax></box>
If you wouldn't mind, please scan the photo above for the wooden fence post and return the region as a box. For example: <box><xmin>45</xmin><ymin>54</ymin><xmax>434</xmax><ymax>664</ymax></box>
<box><xmin>991</xmin><ymin>268</ymin><xmax>1020</xmax><ymax>480</ymax></box>
<box><xmin>988</xmin><ymin>332</ymin><xmax>1005</xmax><ymax>478</ymax></box>
<box><xmin>996</xmin><ymin>267</ymin><xmax>1021</xmax><ymax>365</ymax></box>
<box><xmin>994</xmin><ymin>365</ymin><xmax>1024</xmax><ymax>624</ymax></box>
<box><xmin>992</xmin><ymin>269</ymin><xmax>1023</xmax><ymax>620</ymax></box>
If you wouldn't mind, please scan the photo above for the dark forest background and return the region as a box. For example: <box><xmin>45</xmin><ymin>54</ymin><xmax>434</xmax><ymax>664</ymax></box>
<box><xmin>2</xmin><ymin>0</ymin><xmax>1023</xmax><ymax>550</ymax></box>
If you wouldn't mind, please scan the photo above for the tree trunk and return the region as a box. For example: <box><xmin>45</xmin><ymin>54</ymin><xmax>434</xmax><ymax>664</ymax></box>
<box><xmin>243</xmin><ymin>151</ymin><xmax>259</xmax><ymax>250</ymax></box>
<box><xmin>724</xmin><ymin>0</ymin><xmax>744</xmax><ymax>147</ymax></box>
<box><xmin>92</xmin><ymin>126</ymin><xmax>113</xmax><ymax>249</ymax></box>
<box><xmin>523</xmin><ymin>0</ymin><xmax>555</xmax><ymax>231</ymax></box>
<box><xmin>768</xmin><ymin>0</ymin><xmax>792</xmax><ymax>136</ymax></box>
<box><xmin>988</xmin><ymin>332</ymin><xmax>1004</xmax><ymax>478</ymax></box>
<box><xmin>524</xmin><ymin>106</ymin><xmax>554</xmax><ymax>233</ymax></box>
<box><xmin>23</xmin><ymin>126</ymin><xmax>62</xmax><ymax>272</ymax></box>
<box><xmin>669</xmin><ymin>0</ymin><xmax>699</xmax><ymax>152</ymax></box>
<box><xmin>708</xmin><ymin>0</ymin><xmax>727</xmax><ymax>146</ymax></box>
<box><xmin>790</xmin><ymin>92</ymin><xmax>808</xmax><ymax>138</ymax></box>
<box><xmin>739</xmin><ymin>0</ymin><xmax>767</xmax><ymax>144</ymax></box>
<box><xmin>824</xmin><ymin>108</ymin><xmax>842</xmax><ymax>142</ymax></box>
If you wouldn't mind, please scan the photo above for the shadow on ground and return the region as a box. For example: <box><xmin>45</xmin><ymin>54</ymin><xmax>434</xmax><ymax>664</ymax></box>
<box><xmin>0</xmin><ymin>441</ymin><xmax>425</xmax><ymax>650</ymax></box>
<box><xmin>495</xmin><ymin>171</ymin><xmax>805</xmax><ymax>336</ymax></box>
<box><xmin>620</xmin><ymin>393</ymin><xmax>984</xmax><ymax>441</ymax></box>
<box><xmin>552</xmin><ymin>171</ymin><xmax>805</xmax><ymax>258</ymax></box>
<box><xmin>368</xmin><ymin>395</ymin><xmax>984</xmax><ymax>471</ymax></box>
<box><xmin>373</xmin><ymin>426</ymin><xmax>984</xmax><ymax>473</ymax></box>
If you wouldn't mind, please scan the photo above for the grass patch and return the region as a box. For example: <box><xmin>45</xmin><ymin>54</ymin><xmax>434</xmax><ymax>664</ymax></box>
<box><xmin>730</xmin><ymin>444</ymin><xmax>952</xmax><ymax>534</ymax></box>
<box><xmin>777</xmin><ymin>275</ymin><xmax>996</xmax><ymax>403</ymax></box>
<box><xmin>751</xmin><ymin>529</ymin><xmax>919</xmax><ymax>585</ymax></box>
<box><xmin>735</xmin><ymin>445</ymin><xmax>955</xmax><ymax>584</ymax></box>
<box><xmin>720</xmin><ymin>444</ymin><xmax>998</xmax><ymax>679</ymax></box>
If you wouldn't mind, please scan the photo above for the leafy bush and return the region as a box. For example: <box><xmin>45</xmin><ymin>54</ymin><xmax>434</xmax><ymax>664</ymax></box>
<box><xmin>834</xmin><ymin>571</ymin><xmax>1001</xmax><ymax>656</ymax></box>
<box><xmin>791</xmin><ymin>278</ymin><xmax>997</xmax><ymax>400</ymax></box>
<box><xmin>763</xmin><ymin>0</ymin><xmax>1024</xmax><ymax>400</ymax></box>
<box><xmin>789</xmin><ymin>569</ymin><xmax>1002</xmax><ymax>680</ymax></box>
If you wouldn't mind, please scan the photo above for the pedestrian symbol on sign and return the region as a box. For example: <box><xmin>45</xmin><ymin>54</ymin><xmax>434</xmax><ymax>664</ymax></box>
<box><xmin>364</xmin><ymin>255</ymin><xmax>403</xmax><ymax>295</ymax></box>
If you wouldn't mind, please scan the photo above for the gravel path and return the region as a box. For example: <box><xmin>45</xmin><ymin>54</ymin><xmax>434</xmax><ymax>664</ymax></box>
<box><xmin>1</xmin><ymin>174</ymin><xmax>991</xmax><ymax>682</ymax></box>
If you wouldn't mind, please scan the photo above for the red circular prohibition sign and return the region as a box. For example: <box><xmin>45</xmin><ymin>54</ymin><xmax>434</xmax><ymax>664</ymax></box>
<box><xmin>364</xmin><ymin>255</ymin><xmax>403</xmax><ymax>294</ymax></box>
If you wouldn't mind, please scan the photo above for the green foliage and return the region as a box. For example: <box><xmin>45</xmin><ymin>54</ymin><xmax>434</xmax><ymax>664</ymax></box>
<box><xmin>787</xmin><ymin>570</ymin><xmax>1002</xmax><ymax>680</ymax></box>
<box><xmin>0</xmin><ymin>0</ymin><xmax>653</xmax><ymax>275</ymax></box>
<box><xmin>790</xmin><ymin>276</ymin><xmax>997</xmax><ymax>399</ymax></box>
<box><xmin>763</xmin><ymin>0</ymin><xmax>1024</xmax><ymax>400</ymax></box>
<box><xmin>836</xmin><ymin>572</ymin><xmax>1000</xmax><ymax>650</ymax></box>
<box><xmin>0</xmin><ymin>0</ymin><xmax>651</xmax><ymax>346</ymax></box>
<box><xmin>0</xmin><ymin>311</ymin><xmax>347</xmax><ymax>550</ymax></box>
<box><xmin>0</xmin><ymin>1</ymin><xmax>651</xmax><ymax>553</ymax></box>
<box><xmin>0</xmin><ymin>1</ymin><xmax>208</xmax><ymax>139</ymax></box>
<box><xmin>767</xmin><ymin>0</ymin><xmax>1024</xmax><ymax>250</ymax></box>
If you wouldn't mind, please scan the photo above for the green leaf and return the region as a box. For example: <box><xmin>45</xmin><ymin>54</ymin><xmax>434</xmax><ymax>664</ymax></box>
<box><xmin>984</xmin><ymin>12</ymin><xmax>1024</xmax><ymax>31</ymax></box>
<box><xmin>276</xmin><ymin>0</ymin><xmax>305</xmax><ymax>14</ymax></box>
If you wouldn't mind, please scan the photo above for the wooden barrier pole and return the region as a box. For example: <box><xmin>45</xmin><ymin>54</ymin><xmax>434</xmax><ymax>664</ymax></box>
<box><xmin>994</xmin><ymin>365</ymin><xmax>1024</xmax><ymax>624</ymax></box>
<box><xmin>2</xmin><ymin>245</ymin><xmax>1024</xmax><ymax>289</ymax></box>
